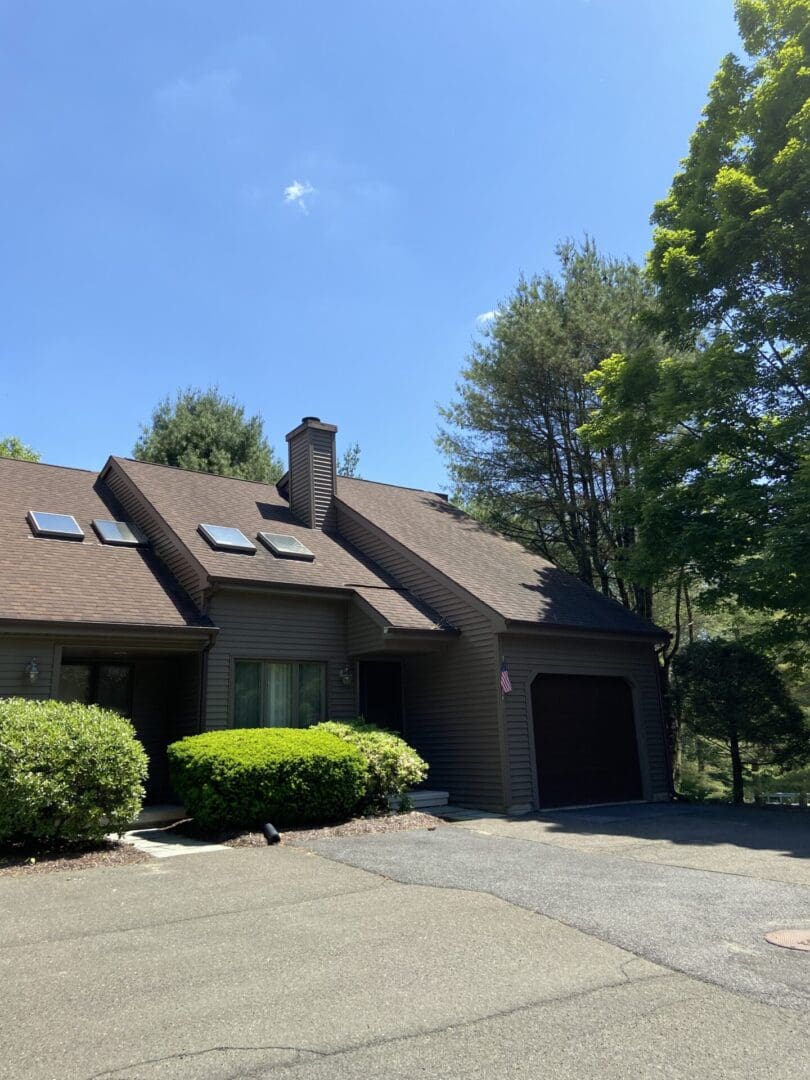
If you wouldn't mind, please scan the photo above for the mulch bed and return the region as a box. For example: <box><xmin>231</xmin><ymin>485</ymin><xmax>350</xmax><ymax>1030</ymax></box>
<box><xmin>165</xmin><ymin>810</ymin><xmax>444</xmax><ymax>848</ymax></box>
<box><xmin>0</xmin><ymin>839</ymin><xmax>150</xmax><ymax>878</ymax></box>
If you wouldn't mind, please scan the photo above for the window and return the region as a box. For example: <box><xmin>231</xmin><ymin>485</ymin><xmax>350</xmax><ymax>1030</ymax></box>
<box><xmin>58</xmin><ymin>662</ymin><xmax>133</xmax><ymax>716</ymax></box>
<box><xmin>257</xmin><ymin>532</ymin><xmax>315</xmax><ymax>561</ymax></box>
<box><xmin>92</xmin><ymin>519</ymin><xmax>148</xmax><ymax>546</ymax></box>
<box><xmin>233</xmin><ymin>660</ymin><xmax>326</xmax><ymax>728</ymax></box>
<box><xmin>27</xmin><ymin>511</ymin><xmax>84</xmax><ymax>540</ymax></box>
<box><xmin>198</xmin><ymin>523</ymin><xmax>256</xmax><ymax>554</ymax></box>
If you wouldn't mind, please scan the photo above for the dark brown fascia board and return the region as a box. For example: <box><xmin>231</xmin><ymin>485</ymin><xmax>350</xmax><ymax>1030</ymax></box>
<box><xmin>350</xmin><ymin>591</ymin><xmax>460</xmax><ymax>638</ymax></box>
<box><xmin>208</xmin><ymin>579</ymin><xmax>353</xmax><ymax>603</ymax></box>
<box><xmin>382</xmin><ymin>625</ymin><xmax>461</xmax><ymax>639</ymax></box>
<box><xmin>0</xmin><ymin>618</ymin><xmax>216</xmax><ymax>645</ymax></box>
<box><xmin>502</xmin><ymin>618</ymin><xmax>670</xmax><ymax>643</ymax></box>
<box><xmin>99</xmin><ymin>457</ymin><xmax>211</xmax><ymax>597</ymax></box>
<box><xmin>334</xmin><ymin>498</ymin><xmax>508</xmax><ymax>629</ymax></box>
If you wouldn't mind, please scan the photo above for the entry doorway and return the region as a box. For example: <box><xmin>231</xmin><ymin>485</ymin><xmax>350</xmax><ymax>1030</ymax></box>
<box><xmin>358</xmin><ymin>661</ymin><xmax>404</xmax><ymax>734</ymax></box>
<box><xmin>531</xmin><ymin>674</ymin><xmax>643</xmax><ymax>808</ymax></box>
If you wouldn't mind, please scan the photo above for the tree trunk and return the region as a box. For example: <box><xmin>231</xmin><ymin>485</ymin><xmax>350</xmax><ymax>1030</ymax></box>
<box><xmin>729</xmin><ymin>729</ymin><xmax>745</xmax><ymax>805</ymax></box>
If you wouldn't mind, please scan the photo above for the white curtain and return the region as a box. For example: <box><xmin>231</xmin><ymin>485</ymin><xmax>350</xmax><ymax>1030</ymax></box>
<box><xmin>263</xmin><ymin>663</ymin><xmax>293</xmax><ymax>727</ymax></box>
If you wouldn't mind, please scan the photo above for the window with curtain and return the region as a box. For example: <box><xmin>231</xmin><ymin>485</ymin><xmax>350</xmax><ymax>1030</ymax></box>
<box><xmin>233</xmin><ymin>660</ymin><xmax>326</xmax><ymax>728</ymax></box>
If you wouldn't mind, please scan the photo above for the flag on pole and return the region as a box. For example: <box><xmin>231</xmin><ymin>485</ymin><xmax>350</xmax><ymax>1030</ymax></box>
<box><xmin>500</xmin><ymin>659</ymin><xmax>512</xmax><ymax>695</ymax></box>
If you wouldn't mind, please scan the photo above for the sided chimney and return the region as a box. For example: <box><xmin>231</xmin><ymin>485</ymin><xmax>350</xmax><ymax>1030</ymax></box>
<box><xmin>285</xmin><ymin>417</ymin><xmax>338</xmax><ymax>529</ymax></box>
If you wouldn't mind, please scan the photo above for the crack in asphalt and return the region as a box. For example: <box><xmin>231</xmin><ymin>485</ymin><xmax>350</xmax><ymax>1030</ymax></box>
<box><xmin>84</xmin><ymin>970</ymin><xmax>681</xmax><ymax>1079</ymax></box>
<box><xmin>0</xmin><ymin>880</ymin><xmax>390</xmax><ymax>952</ymax></box>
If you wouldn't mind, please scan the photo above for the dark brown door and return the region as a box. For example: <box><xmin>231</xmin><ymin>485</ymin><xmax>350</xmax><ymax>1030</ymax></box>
<box><xmin>531</xmin><ymin>674</ymin><xmax>642</xmax><ymax>808</ymax></box>
<box><xmin>358</xmin><ymin>661</ymin><xmax>403</xmax><ymax>733</ymax></box>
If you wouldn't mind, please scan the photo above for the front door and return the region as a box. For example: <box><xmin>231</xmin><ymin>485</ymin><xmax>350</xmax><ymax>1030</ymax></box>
<box><xmin>531</xmin><ymin>674</ymin><xmax>643</xmax><ymax>808</ymax></box>
<box><xmin>358</xmin><ymin>661</ymin><xmax>404</xmax><ymax>733</ymax></box>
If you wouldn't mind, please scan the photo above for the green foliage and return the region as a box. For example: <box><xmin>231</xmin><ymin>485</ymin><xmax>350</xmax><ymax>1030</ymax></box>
<box><xmin>672</xmin><ymin>640</ymin><xmax>808</xmax><ymax>803</ymax></box>
<box><xmin>167</xmin><ymin>728</ymin><xmax>367</xmax><ymax>828</ymax></box>
<box><xmin>314</xmin><ymin>720</ymin><xmax>428</xmax><ymax>811</ymax></box>
<box><xmin>439</xmin><ymin>239</ymin><xmax>666</xmax><ymax>619</ymax></box>
<box><xmin>0</xmin><ymin>436</ymin><xmax>40</xmax><ymax>462</ymax></box>
<box><xmin>585</xmin><ymin>0</ymin><xmax>810</xmax><ymax>648</ymax></box>
<box><xmin>0</xmin><ymin>698</ymin><xmax>147</xmax><ymax>846</ymax></box>
<box><xmin>134</xmin><ymin>387</ymin><xmax>283</xmax><ymax>483</ymax></box>
<box><xmin>338</xmin><ymin>442</ymin><xmax>362</xmax><ymax>478</ymax></box>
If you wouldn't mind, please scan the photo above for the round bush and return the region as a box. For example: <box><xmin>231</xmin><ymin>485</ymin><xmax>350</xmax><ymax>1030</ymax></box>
<box><xmin>0</xmin><ymin>697</ymin><xmax>148</xmax><ymax>846</ymax></box>
<box><xmin>314</xmin><ymin>721</ymin><xmax>428</xmax><ymax>812</ymax></box>
<box><xmin>167</xmin><ymin>728</ymin><xmax>367</xmax><ymax>828</ymax></box>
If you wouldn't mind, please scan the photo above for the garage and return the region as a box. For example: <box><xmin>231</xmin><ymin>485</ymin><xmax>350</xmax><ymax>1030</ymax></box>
<box><xmin>531</xmin><ymin>674</ymin><xmax>643</xmax><ymax>808</ymax></box>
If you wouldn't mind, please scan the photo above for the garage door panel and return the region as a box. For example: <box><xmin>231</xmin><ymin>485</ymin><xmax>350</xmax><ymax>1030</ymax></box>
<box><xmin>531</xmin><ymin>674</ymin><xmax>642</xmax><ymax>808</ymax></box>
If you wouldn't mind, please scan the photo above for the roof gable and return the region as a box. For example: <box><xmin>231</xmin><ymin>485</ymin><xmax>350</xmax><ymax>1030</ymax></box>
<box><xmin>0</xmin><ymin>458</ymin><xmax>209</xmax><ymax>632</ymax></box>
<box><xmin>336</xmin><ymin>476</ymin><xmax>665</xmax><ymax>638</ymax></box>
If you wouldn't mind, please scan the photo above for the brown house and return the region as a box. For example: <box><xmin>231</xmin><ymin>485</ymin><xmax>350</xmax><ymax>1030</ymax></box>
<box><xmin>0</xmin><ymin>417</ymin><xmax>671</xmax><ymax>811</ymax></box>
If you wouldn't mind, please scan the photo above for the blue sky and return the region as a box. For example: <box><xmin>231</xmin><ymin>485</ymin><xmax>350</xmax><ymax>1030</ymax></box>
<box><xmin>1</xmin><ymin>1</ymin><xmax>740</xmax><ymax>491</ymax></box>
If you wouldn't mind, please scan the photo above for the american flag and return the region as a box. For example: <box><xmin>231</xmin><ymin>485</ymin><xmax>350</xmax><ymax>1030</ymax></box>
<box><xmin>500</xmin><ymin>660</ymin><xmax>512</xmax><ymax>695</ymax></box>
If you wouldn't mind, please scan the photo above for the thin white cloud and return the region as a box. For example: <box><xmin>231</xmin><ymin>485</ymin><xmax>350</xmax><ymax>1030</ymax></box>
<box><xmin>283</xmin><ymin>180</ymin><xmax>316</xmax><ymax>214</ymax></box>
<box><xmin>155</xmin><ymin>69</ymin><xmax>239</xmax><ymax>114</ymax></box>
<box><xmin>476</xmin><ymin>310</ymin><xmax>500</xmax><ymax>326</ymax></box>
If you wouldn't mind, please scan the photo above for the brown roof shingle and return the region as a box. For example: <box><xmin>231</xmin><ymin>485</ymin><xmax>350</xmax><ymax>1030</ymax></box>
<box><xmin>0</xmin><ymin>459</ymin><xmax>209</xmax><ymax>632</ymax></box>
<box><xmin>336</xmin><ymin>477</ymin><xmax>666</xmax><ymax>638</ymax></box>
<box><xmin>109</xmin><ymin>458</ymin><xmax>451</xmax><ymax>634</ymax></box>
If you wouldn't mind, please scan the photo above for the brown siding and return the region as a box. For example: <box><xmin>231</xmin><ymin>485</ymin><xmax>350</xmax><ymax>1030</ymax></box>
<box><xmin>0</xmin><ymin>637</ymin><xmax>59</xmax><ymax>700</ymax></box>
<box><xmin>204</xmin><ymin>590</ymin><xmax>356</xmax><ymax>728</ymax></box>
<box><xmin>311</xmin><ymin>428</ymin><xmax>336</xmax><ymax>529</ymax></box>
<box><xmin>501</xmin><ymin>633</ymin><xmax>670</xmax><ymax>808</ymax></box>
<box><xmin>337</xmin><ymin>507</ymin><xmax>505</xmax><ymax>810</ymax></box>
<box><xmin>288</xmin><ymin>427</ymin><xmax>336</xmax><ymax>529</ymax></box>
<box><xmin>102</xmin><ymin>463</ymin><xmax>208</xmax><ymax>607</ymax></box>
<box><xmin>347</xmin><ymin>604</ymin><xmax>384</xmax><ymax>656</ymax></box>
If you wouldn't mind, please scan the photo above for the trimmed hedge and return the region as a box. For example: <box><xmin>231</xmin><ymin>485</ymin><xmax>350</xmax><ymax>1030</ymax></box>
<box><xmin>167</xmin><ymin>728</ymin><xmax>367</xmax><ymax>828</ymax></box>
<box><xmin>314</xmin><ymin>721</ymin><xmax>428</xmax><ymax>811</ymax></box>
<box><xmin>0</xmin><ymin>698</ymin><xmax>148</xmax><ymax>846</ymax></box>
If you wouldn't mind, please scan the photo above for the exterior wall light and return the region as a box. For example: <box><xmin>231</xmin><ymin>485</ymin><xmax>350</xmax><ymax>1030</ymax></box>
<box><xmin>338</xmin><ymin>664</ymin><xmax>353</xmax><ymax>688</ymax></box>
<box><xmin>24</xmin><ymin>658</ymin><xmax>40</xmax><ymax>684</ymax></box>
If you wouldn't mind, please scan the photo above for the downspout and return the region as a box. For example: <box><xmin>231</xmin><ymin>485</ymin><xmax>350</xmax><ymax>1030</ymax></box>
<box><xmin>654</xmin><ymin>642</ymin><xmax>676</xmax><ymax>800</ymax></box>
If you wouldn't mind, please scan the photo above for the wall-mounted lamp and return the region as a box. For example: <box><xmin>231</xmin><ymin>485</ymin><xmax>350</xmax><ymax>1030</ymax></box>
<box><xmin>338</xmin><ymin>664</ymin><xmax>353</xmax><ymax>688</ymax></box>
<box><xmin>24</xmin><ymin>658</ymin><xmax>40</xmax><ymax>684</ymax></box>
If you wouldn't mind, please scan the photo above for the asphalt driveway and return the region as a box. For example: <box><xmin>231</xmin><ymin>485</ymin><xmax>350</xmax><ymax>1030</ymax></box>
<box><xmin>1</xmin><ymin>805</ymin><xmax>808</xmax><ymax>1079</ymax></box>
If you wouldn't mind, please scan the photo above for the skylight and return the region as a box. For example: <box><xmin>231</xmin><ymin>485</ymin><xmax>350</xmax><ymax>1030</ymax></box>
<box><xmin>27</xmin><ymin>511</ymin><xmax>84</xmax><ymax>541</ymax></box>
<box><xmin>92</xmin><ymin>519</ymin><xmax>148</xmax><ymax>547</ymax></box>
<box><xmin>198</xmin><ymin>523</ymin><xmax>256</xmax><ymax>554</ymax></box>
<box><xmin>258</xmin><ymin>531</ymin><xmax>315</xmax><ymax>561</ymax></box>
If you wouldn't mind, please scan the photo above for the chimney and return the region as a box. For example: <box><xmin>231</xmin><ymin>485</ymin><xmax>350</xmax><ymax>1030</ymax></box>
<box><xmin>285</xmin><ymin>417</ymin><xmax>338</xmax><ymax>529</ymax></box>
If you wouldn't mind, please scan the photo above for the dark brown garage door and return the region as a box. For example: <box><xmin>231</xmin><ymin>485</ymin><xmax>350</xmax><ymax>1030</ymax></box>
<box><xmin>531</xmin><ymin>674</ymin><xmax>643</xmax><ymax>808</ymax></box>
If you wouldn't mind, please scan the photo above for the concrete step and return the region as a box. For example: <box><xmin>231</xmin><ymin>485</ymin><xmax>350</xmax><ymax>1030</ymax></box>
<box><xmin>390</xmin><ymin>789</ymin><xmax>450</xmax><ymax>810</ymax></box>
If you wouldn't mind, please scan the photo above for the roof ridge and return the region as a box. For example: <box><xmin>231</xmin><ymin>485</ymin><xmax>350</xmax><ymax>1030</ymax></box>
<box><xmin>0</xmin><ymin>458</ymin><xmax>99</xmax><ymax>476</ymax></box>
<box><xmin>112</xmin><ymin>456</ymin><xmax>283</xmax><ymax>489</ymax></box>
<box><xmin>338</xmin><ymin>474</ymin><xmax>448</xmax><ymax>499</ymax></box>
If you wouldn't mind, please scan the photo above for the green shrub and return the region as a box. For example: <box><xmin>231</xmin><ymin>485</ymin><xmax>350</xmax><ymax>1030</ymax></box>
<box><xmin>167</xmin><ymin>728</ymin><xmax>367</xmax><ymax>828</ymax></box>
<box><xmin>0</xmin><ymin>697</ymin><xmax>148</xmax><ymax>846</ymax></box>
<box><xmin>314</xmin><ymin>721</ymin><xmax>428</xmax><ymax>812</ymax></box>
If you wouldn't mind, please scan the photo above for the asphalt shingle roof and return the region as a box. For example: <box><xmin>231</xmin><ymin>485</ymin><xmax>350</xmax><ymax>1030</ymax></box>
<box><xmin>336</xmin><ymin>476</ymin><xmax>665</xmax><ymax>638</ymax></box>
<box><xmin>109</xmin><ymin>458</ymin><xmax>448</xmax><ymax>634</ymax></box>
<box><xmin>0</xmin><ymin>459</ymin><xmax>208</xmax><ymax>631</ymax></box>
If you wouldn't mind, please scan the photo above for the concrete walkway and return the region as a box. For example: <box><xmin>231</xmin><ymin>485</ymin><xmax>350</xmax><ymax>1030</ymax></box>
<box><xmin>121</xmin><ymin>826</ymin><xmax>232</xmax><ymax>859</ymax></box>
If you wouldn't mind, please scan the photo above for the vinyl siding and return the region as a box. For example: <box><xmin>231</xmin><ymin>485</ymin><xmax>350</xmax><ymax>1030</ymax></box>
<box><xmin>311</xmin><ymin>428</ymin><xmax>336</xmax><ymax>529</ymax></box>
<box><xmin>204</xmin><ymin>590</ymin><xmax>356</xmax><ymax>728</ymax></box>
<box><xmin>347</xmin><ymin>603</ymin><xmax>384</xmax><ymax>656</ymax></box>
<box><xmin>288</xmin><ymin>428</ymin><xmax>336</xmax><ymax>529</ymax></box>
<box><xmin>336</xmin><ymin>506</ymin><xmax>505</xmax><ymax>810</ymax></box>
<box><xmin>500</xmin><ymin>633</ymin><xmax>670</xmax><ymax>808</ymax></box>
<box><xmin>0</xmin><ymin>637</ymin><xmax>59</xmax><ymax>699</ymax></box>
<box><xmin>288</xmin><ymin>435</ymin><xmax>313</xmax><ymax>528</ymax></box>
<box><xmin>102</xmin><ymin>463</ymin><xmax>208</xmax><ymax>607</ymax></box>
